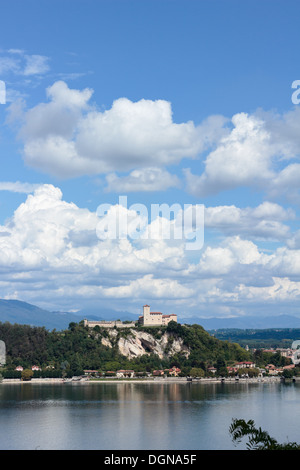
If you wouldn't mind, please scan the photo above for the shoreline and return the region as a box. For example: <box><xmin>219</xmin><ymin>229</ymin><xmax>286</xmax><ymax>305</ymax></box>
<box><xmin>0</xmin><ymin>376</ymin><xmax>285</xmax><ymax>385</ymax></box>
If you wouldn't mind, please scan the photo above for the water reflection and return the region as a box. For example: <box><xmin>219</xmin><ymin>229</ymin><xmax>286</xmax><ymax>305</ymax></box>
<box><xmin>0</xmin><ymin>381</ymin><xmax>299</xmax><ymax>450</ymax></box>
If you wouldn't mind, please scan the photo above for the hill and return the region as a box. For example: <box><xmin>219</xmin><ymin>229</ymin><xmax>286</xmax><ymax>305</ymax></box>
<box><xmin>0</xmin><ymin>299</ymin><xmax>82</xmax><ymax>330</ymax></box>
<box><xmin>0</xmin><ymin>320</ymin><xmax>251</xmax><ymax>375</ymax></box>
<box><xmin>0</xmin><ymin>299</ymin><xmax>135</xmax><ymax>331</ymax></box>
<box><xmin>210</xmin><ymin>328</ymin><xmax>300</xmax><ymax>349</ymax></box>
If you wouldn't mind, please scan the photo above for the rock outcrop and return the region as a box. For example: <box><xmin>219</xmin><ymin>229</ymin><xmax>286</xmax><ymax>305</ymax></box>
<box><xmin>101</xmin><ymin>328</ymin><xmax>190</xmax><ymax>360</ymax></box>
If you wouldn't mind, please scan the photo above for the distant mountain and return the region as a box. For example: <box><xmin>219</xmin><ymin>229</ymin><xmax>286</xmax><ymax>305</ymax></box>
<box><xmin>181</xmin><ymin>314</ymin><xmax>300</xmax><ymax>330</ymax></box>
<box><xmin>0</xmin><ymin>299</ymin><xmax>83</xmax><ymax>330</ymax></box>
<box><xmin>75</xmin><ymin>307</ymin><xmax>137</xmax><ymax>323</ymax></box>
<box><xmin>1</xmin><ymin>298</ymin><xmax>300</xmax><ymax>331</ymax></box>
<box><xmin>0</xmin><ymin>299</ymin><xmax>137</xmax><ymax>330</ymax></box>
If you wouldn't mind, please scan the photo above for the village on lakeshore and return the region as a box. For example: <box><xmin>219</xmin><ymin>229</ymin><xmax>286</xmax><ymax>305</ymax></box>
<box><xmin>1</xmin><ymin>304</ymin><xmax>300</xmax><ymax>383</ymax></box>
<box><xmin>8</xmin><ymin>357</ymin><xmax>300</xmax><ymax>383</ymax></box>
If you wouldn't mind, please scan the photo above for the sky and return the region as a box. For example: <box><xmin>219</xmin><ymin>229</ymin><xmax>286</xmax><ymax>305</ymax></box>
<box><xmin>0</xmin><ymin>0</ymin><xmax>300</xmax><ymax>322</ymax></box>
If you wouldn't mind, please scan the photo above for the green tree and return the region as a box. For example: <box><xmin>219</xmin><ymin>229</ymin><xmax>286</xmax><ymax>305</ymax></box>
<box><xmin>282</xmin><ymin>368</ymin><xmax>294</xmax><ymax>379</ymax></box>
<box><xmin>190</xmin><ymin>367</ymin><xmax>205</xmax><ymax>378</ymax></box>
<box><xmin>21</xmin><ymin>369</ymin><xmax>33</xmax><ymax>381</ymax></box>
<box><xmin>229</xmin><ymin>418</ymin><xmax>300</xmax><ymax>450</ymax></box>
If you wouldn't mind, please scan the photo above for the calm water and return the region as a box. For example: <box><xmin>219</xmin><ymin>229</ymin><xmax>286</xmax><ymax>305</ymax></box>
<box><xmin>0</xmin><ymin>381</ymin><xmax>300</xmax><ymax>450</ymax></box>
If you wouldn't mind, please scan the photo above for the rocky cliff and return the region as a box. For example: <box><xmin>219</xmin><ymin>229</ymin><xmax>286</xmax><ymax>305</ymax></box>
<box><xmin>100</xmin><ymin>328</ymin><xmax>190</xmax><ymax>360</ymax></box>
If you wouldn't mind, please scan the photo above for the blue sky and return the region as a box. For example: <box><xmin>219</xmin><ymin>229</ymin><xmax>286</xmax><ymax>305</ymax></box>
<box><xmin>0</xmin><ymin>0</ymin><xmax>300</xmax><ymax>321</ymax></box>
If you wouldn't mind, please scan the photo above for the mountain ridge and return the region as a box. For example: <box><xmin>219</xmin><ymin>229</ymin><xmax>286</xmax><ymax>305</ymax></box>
<box><xmin>0</xmin><ymin>298</ymin><xmax>300</xmax><ymax>331</ymax></box>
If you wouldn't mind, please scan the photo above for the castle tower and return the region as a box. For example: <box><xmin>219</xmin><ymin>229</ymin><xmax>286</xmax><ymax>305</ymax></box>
<box><xmin>143</xmin><ymin>304</ymin><xmax>151</xmax><ymax>324</ymax></box>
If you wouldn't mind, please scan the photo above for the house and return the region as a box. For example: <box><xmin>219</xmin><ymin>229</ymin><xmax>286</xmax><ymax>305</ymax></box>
<box><xmin>84</xmin><ymin>370</ymin><xmax>99</xmax><ymax>377</ymax></box>
<box><xmin>139</xmin><ymin>305</ymin><xmax>177</xmax><ymax>326</ymax></box>
<box><xmin>116</xmin><ymin>370</ymin><xmax>135</xmax><ymax>378</ymax></box>
<box><xmin>235</xmin><ymin>361</ymin><xmax>256</xmax><ymax>369</ymax></box>
<box><xmin>283</xmin><ymin>364</ymin><xmax>295</xmax><ymax>370</ymax></box>
<box><xmin>170</xmin><ymin>367</ymin><xmax>181</xmax><ymax>376</ymax></box>
<box><xmin>153</xmin><ymin>370</ymin><xmax>164</xmax><ymax>376</ymax></box>
<box><xmin>227</xmin><ymin>366</ymin><xmax>238</xmax><ymax>375</ymax></box>
<box><xmin>166</xmin><ymin>366</ymin><xmax>181</xmax><ymax>376</ymax></box>
<box><xmin>266</xmin><ymin>364</ymin><xmax>280</xmax><ymax>375</ymax></box>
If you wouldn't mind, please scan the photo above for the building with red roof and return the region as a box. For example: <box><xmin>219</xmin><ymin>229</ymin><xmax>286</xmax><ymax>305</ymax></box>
<box><xmin>139</xmin><ymin>304</ymin><xmax>177</xmax><ymax>326</ymax></box>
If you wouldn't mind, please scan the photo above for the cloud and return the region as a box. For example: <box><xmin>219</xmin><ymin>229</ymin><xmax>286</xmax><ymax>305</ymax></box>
<box><xmin>0</xmin><ymin>56</ymin><xmax>20</xmax><ymax>75</ymax></box>
<box><xmin>184</xmin><ymin>108</ymin><xmax>300</xmax><ymax>201</ymax></box>
<box><xmin>0</xmin><ymin>183</ymin><xmax>188</xmax><ymax>277</ymax></box>
<box><xmin>0</xmin><ymin>184</ymin><xmax>299</xmax><ymax>315</ymax></box>
<box><xmin>0</xmin><ymin>184</ymin><xmax>195</xmax><ymax>311</ymax></box>
<box><xmin>204</xmin><ymin>201</ymin><xmax>294</xmax><ymax>241</ymax></box>
<box><xmin>184</xmin><ymin>112</ymin><xmax>275</xmax><ymax>196</ymax></box>
<box><xmin>5</xmin><ymin>76</ymin><xmax>300</xmax><ymax>204</ymax></box>
<box><xmin>0</xmin><ymin>181</ymin><xmax>41</xmax><ymax>193</ymax></box>
<box><xmin>196</xmin><ymin>236</ymin><xmax>269</xmax><ymax>277</ymax></box>
<box><xmin>267</xmin><ymin>163</ymin><xmax>300</xmax><ymax>202</ymax></box>
<box><xmin>0</xmin><ymin>50</ymin><xmax>50</xmax><ymax>76</ymax></box>
<box><xmin>15</xmin><ymin>81</ymin><xmax>228</xmax><ymax>178</ymax></box>
<box><xmin>287</xmin><ymin>230</ymin><xmax>300</xmax><ymax>249</ymax></box>
<box><xmin>23</xmin><ymin>54</ymin><xmax>50</xmax><ymax>76</ymax></box>
<box><xmin>236</xmin><ymin>277</ymin><xmax>300</xmax><ymax>303</ymax></box>
<box><xmin>259</xmin><ymin>106</ymin><xmax>300</xmax><ymax>159</ymax></box>
<box><xmin>99</xmin><ymin>274</ymin><xmax>193</xmax><ymax>300</ymax></box>
<box><xmin>104</xmin><ymin>167</ymin><xmax>181</xmax><ymax>192</ymax></box>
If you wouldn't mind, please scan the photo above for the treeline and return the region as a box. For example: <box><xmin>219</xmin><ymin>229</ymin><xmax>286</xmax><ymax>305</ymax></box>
<box><xmin>210</xmin><ymin>328</ymin><xmax>300</xmax><ymax>349</ymax></box>
<box><xmin>0</xmin><ymin>320</ymin><xmax>252</xmax><ymax>377</ymax></box>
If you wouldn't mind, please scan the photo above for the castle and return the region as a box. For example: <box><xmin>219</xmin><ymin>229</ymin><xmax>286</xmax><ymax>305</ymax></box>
<box><xmin>83</xmin><ymin>305</ymin><xmax>177</xmax><ymax>329</ymax></box>
<box><xmin>138</xmin><ymin>305</ymin><xmax>177</xmax><ymax>326</ymax></box>
<box><xmin>83</xmin><ymin>319</ymin><xmax>135</xmax><ymax>329</ymax></box>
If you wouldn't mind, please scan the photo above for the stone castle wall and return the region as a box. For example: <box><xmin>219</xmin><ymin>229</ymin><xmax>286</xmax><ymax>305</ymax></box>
<box><xmin>84</xmin><ymin>319</ymin><xmax>136</xmax><ymax>329</ymax></box>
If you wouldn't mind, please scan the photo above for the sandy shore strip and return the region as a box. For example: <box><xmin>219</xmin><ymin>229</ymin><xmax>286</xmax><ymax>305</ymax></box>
<box><xmin>1</xmin><ymin>376</ymin><xmax>284</xmax><ymax>384</ymax></box>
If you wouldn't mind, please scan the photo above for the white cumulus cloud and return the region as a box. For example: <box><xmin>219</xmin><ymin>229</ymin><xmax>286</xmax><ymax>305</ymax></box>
<box><xmin>105</xmin><ymin>167</ymin><xmax>181</xmax><ymax>192</ymax></box>
<box><xmin>184</xmin><ymin>108</ymin><xmax>300</xmax><ymax>202</ymax></box>
<box><xmin>15</xmin><ymin>81</ymin><xmax>228</xmax><ymax>178</ymax></box>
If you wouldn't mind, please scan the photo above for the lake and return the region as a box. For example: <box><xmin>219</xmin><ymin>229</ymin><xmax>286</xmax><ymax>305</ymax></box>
<box><xmin>0</xmin><ymin>380</ymin><xmax>299</xmax><ymax>450</ymax></box>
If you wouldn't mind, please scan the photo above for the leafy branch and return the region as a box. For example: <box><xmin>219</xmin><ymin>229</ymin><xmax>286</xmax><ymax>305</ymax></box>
<box><xmin>229</xmin><ymin>418</ymin><xmax>300</xmax><ymax>450</ymax></box>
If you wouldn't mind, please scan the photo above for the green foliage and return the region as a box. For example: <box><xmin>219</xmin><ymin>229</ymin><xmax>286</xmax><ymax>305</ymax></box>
<box><xmin>229</xmin><ymin>418</ymin><xmax>300</xmax><ymax>450</ymax></box>
<box><xmin>282</xmin><ymin>368</ymin><xmax>294</xmax><ymax>379</ymax></box>
<box><xmin>3</xmin><ymin>369</ymin><xmax>21</xmax><ymax>379</ymax></box>
<box><xmin>0</xmin><ymin>320</ymin><xmax>252</xmax><ymax>375</ymax></box>
<box><xmin>21</xmin><ymin>369</ymin><xmax>33</xmax><ymax>381</ymax></box>
<box><xmin>237</xmin><ymin>367</ymin><xmax>260</xmax><ymax>377</ymax></box>
<box><xmin>0</xmin><ymin>321</ymin><xmax>48</xmax><ymax>366</ymax></box>
<box><xmin>253</xmin><ymin>349</ymin><xmax>291</xmax><ymax>368</ymax></box>
<box><xmin>190</xmin><ymin>367</ymin><xmax>205</xmax><ymax>378</ymax></box>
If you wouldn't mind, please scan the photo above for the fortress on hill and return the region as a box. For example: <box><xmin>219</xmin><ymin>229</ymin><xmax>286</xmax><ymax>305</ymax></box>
<box><xmin>138</xmin><ymin>305</ymin><xmax>177</xmax><ymax>326</ymax></box>
<box><xmin>83</xmin><ymin>304</ymin><xmax>177</xmax><ymax>329</ymax></box>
